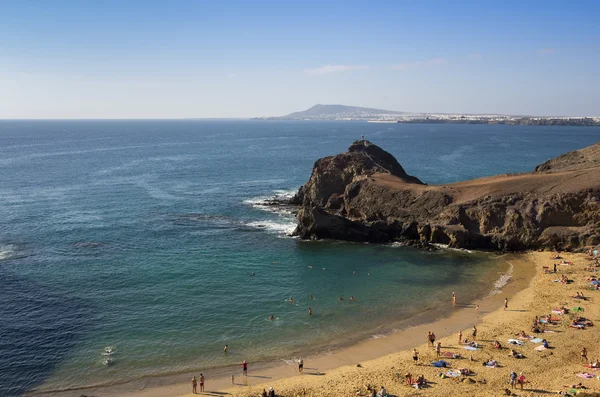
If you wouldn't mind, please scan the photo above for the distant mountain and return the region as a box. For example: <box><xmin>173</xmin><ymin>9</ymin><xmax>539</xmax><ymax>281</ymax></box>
<box><xmin>254</xmin><ymin>104</ymin><xmax>600</xmax><ymax>125</ymax></box>
<box><xmin>267</xmin><ymin>104</ymin><xmax>406</xmax><ymax>120</ymax></box>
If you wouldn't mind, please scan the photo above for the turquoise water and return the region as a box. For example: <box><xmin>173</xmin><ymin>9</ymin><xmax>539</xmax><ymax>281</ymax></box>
<box><xmin>0</xmin><ymin>121</ymin><xmax>598</xmax><ymax>396</ymax></box>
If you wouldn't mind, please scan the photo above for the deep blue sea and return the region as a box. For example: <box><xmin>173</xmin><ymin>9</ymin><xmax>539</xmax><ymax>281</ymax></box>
<box><xmin>0</xmin><ymin>121</ymin><xmax>598</xmax><ymax>396</ymax></box>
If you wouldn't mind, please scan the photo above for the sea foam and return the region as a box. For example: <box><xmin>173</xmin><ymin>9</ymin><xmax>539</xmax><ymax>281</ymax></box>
<box><xmin>0</xmin><ymin>245</ymin><xmax>16</xmax><ymax>261</ymax></box>
<box><xmin>488</xmin><ymin>261</ymin><xmax>514</xmax><ymax>296</ymax></box>
<box><xmin>245</xmin><ymin>220</ymin><xmax>297</xmax><ymax>236</ymax></box>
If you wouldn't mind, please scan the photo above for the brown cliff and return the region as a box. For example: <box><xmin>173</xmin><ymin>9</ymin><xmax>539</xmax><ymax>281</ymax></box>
<box><xmin>292</xmin><ymin>140</ymin><xmax>600</xmax><ymax>251</ymax></box>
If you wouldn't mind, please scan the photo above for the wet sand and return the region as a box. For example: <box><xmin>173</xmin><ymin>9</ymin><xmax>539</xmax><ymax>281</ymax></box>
<box><xmin>218</xmin><ymin>250</ymin><xmax>600</xmax><ymax>397</ymax></box>
<box><xmin>98</xmin><ymin>252</ymin><xmax>537</xmax><ymax>397</ymax></box>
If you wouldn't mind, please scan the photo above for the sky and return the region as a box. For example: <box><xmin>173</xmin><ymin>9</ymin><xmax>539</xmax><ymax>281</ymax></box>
<box><xmin>0</xmin><ymin>0</ymin><xmax>599</xmax><ymax>118</ymax></box>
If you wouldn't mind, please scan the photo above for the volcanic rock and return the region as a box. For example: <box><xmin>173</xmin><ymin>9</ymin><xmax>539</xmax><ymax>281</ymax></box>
<box><xmin>292</xmin><ymin>140</ymin><xmax>600</xmax><ymax>251</ymax></box>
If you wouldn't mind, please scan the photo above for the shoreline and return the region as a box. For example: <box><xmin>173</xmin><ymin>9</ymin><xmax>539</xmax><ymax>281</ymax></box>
<box><xmin>31</xmin><ymin>252</ymin><xmax>533</xmax><ymax>397</ymax></box>
<box><xmin>224</xmin><ymin>249</ymin><xmax>600</xmax><ymax>397</ymax></box>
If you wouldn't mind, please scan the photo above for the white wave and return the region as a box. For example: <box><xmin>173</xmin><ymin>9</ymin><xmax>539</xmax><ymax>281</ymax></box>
<box><xmin>488</xmin><ymin>261</ymin><xmax>514</xmax><ymax>296</ymax></box>
<box><xmin>272</xmin><ymin>189</ymin><xmax>298</xmax><ymax>199</ymax></box>
<box><xmin>0</xmin><ymin>245</ymin><xmax>15</xmax><ymax>260</ymax></box>
<box><xmin>369</xmin><ymin>333</ymin><xmax>388</xmax><ymax>340</ymax></box>
<box><xmin>431</xmin><ymin>243</ymin><xmax>473</xmax><ymax>254</ymax></box>
<box><xmin>244</xmin><ymin>188</ymin><xmax>298</xmax><ymax>215</ymax></box>
<box><xmin>280</xmin><ymin>357</ymin><xmax>300</xmax><ymax>366</ymax></box>
<box><xmin>245</xmin><ymin>220</ymin><xmax>296</xmax><ymax>236</ymax></box>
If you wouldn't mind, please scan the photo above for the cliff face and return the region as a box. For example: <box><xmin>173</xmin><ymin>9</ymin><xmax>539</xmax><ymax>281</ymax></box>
<box><xmin>293</xmin><ymin>140</ymin><xmax>600</xmax><ymax>251</ymax></box>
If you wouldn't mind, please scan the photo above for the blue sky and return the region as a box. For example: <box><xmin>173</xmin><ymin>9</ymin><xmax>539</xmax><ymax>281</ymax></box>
<box><xmin>1</xmin><ymin>0</ymin><xmax>599</xmax><ymax>118</ymax></box>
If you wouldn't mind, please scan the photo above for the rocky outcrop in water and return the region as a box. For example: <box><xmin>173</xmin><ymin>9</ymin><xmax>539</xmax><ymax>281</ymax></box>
<box><xmin>292</xmin><ymin>140</ymin><xmax>600</xmax><ymax>251</ymax></box>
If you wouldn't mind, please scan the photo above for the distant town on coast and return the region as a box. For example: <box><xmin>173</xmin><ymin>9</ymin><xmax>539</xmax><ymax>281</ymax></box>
<box><xmin>255</xmin><ymin>104</ymin><xmax>600</xmax><ymax>126</ymax></box>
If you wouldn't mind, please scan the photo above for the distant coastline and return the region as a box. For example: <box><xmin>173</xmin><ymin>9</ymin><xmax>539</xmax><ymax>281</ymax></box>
<box><xmin>255</xmin><ymin>104</ymin><xmax>600</xmax><ymax>126</ymax></box>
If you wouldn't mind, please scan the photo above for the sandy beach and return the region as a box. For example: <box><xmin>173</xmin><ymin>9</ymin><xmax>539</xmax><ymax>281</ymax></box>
<box><xmin>210</xmin><ymin>250</ymin><xmax>597</xmax><ymax>397</ymax></box>
<box><xmin>99</xmin><ymin>250</ymin><xmax>551</xmax><ymax>397</ymax></box>
<box><xmin>111</xmin><ymin>249</ymin><xmax>600</xmax><ymax>397</ymax></box>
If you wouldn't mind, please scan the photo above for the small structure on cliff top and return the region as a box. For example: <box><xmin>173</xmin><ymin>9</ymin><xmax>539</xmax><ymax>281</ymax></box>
<box><xmin>291</xmin><ymin>140</ymin><xmax>600</xmax><ymax>251</ymax></box>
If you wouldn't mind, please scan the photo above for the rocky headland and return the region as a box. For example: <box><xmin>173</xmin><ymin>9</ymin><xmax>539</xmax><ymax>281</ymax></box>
<box><xmin>291</xmin><ymin>140</ymin><xmax>600</xmax><ymax>251</ymax></box>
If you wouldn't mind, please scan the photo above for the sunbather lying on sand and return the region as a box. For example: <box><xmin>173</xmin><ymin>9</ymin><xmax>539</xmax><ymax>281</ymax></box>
<box><xmin>573</xmin><ymin>316</ymin><xmax>593</xmax><ymax>326</ymax></box>
<box><xmin>508</xmin><ymin>349</ymin><xmax>524</xmax><ymax>358</ymax></box>
<box><xmin>563</xmin><ymin>382</ymin><xmax>586</xmax><ymax>389</ymax></box>
<box><xmin>573</xmin><ymin>292</ymin><xmax>587</xmax><ymax>300</ymax></box>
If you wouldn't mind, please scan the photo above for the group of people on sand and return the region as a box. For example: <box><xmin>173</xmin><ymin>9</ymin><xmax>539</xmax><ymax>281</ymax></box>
<box><xmin>260</xmin><ymin>386</ymin><xmax>276</xmax><ymax>397</ymax></box>
<box><xmin>191</xmin><ymin>374</ymin><xmax>205</xmax><ymax>394</ymax></box>
<box><xmin>191</xmin><ymin>360</ymin><xmax>250</xmax><ymax>394</ymax></box>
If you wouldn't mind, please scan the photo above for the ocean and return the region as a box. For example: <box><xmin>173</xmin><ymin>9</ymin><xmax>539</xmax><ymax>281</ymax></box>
<box><xmin>1</xmin><ymin>120</ymin><xmax>598</xmax><ymax>396</ymax></box>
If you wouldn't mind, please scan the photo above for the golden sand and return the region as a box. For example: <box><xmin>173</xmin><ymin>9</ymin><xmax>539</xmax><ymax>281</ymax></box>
<box><xmin>218</xmin><ymin>251</ymin><xmax>599</xmax><ymax>397</ymax></box>
<box><xmin>108</xmin><ymin>250</ymin><xmax>600</xmax><ymax>397</ymax></box>
<box><xmin>139</xmin><ymin>250</ymin><xmax>600</xmax><ymax>397</ymax></box>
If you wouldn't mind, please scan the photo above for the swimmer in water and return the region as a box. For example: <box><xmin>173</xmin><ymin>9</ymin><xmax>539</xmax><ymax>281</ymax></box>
<box><xmin>350</xmin><ymin>296</ymin><xmax>356</xmax><ymax>301</ymax></box>
<box><xmin>269</xmin><ymin>314</ymin><xmax>274</xmax><ymax>320</ymax></box>
<box><xmin>224</xmin><ymin>344</ymin><xmax>228</xmax><ymax>353</ymax></box>
<box><xmin>339</xmin><ymin>296</ymin><xmax>344</xmax><ymax>301</ymax></box>
<box><xmin>309</xmin><ymin>294</ymin><xmax>314</xmax><ymax>300</ymax></box>
<box><xmin>308</xmin><ymin>266</ymin><xmax>312</xmax><ymax>268</ymax></box>
<box><xmin>289</xmin><ymin>297</ymin><xmax>294</xmax><ymax>304</ymax></box>
<box><xmin>308</xmin><ymin>308</ymin><xmax>312</xmax><ymax>315</ymax></box>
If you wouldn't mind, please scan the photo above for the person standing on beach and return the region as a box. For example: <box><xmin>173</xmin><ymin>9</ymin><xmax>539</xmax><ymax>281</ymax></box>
<box><xmin>231</xmin><ymin>375</ymin><xmax>235</xmax><ymax>385</ymax></box>
<box><xmin>431</xmin><ymin>332</ymin><xmax>436</xmax><ymax>346</ymax></box>
<box><xmin>435</xmin><ymin>342</ymin><xmax>441</xmax><ymax>357</ymax></box>
<box><xmin>518</xmin><ymin>372</ymin><xmax>526</xmax><ymax>390</ymax></box>
<box><xmin>192</xmin><ymin>376</ymin><xmax>197</xmax><ymax>394</ymax></box>
<box><xmin>582</xmin><ymin>347</ymin><xmax>588</xmax><ymax>363</ymax></box>
<box><xmin>458</xmin><ymin>330</ymin><xmax>463</xmax><ymax>345</ymax></box>
<box><xmin>504</xmin><ymin>298</ymin><xmax>509</xmax><ymax>311</ymax></box>
<box><xmin>412</xmin><ymin>348</ymin><xmax>419</xmax><ymax>364</ymax></box>
<box><xmin>298</xmin><ymin>357</ymin><xmax>304</xmax><ymax>374</ymax></box>
<box><xmin>199</xmin><ymin>373</ymin><xmax>205</xmax><ymax>393</ymax></box>
<box><xmin>452</xmin><ymin>292</ymin><xmax>456</xmax><ymax>307</ymax></box>
<box><xmin>472</xmin><ymin>326</ymin><xmax>477</xmax><ymax>341</ymax></box>
<box><xmin>509</xmin><ymin>371</ymin><xmax>517</xmax><ymax>388</ymax></box>
<box><xmin>308</xmin><ymin>308</ymin><xmax>312</xmax><ymax>316</ymax></box>
<box><xmin>427</xmin><ymin>331</ymin><xmax>432</xmax><ymax>347</ymax></box>
<box><xmin>475</xmin><ymin>304</ymin><xmax>479</xmax><ymax>312</ymax></box>
<box><xmin>242</xmin><ymin>360</ymin><xmax>248</xmax><ymax>376</ymax></box>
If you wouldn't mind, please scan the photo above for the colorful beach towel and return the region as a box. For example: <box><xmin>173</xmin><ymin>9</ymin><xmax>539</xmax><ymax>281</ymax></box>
<box><xmin>464</xmin><ymin>346</ymin><xmax>477</xmax><ymax>351</ymax></box>
<box><xmin>530</xmin><ymin>338</ymin><xmax>544</xmax><ymax>344</ymax></box>
<box><xmin>573</xmin><ymin>306</ymin><xmax>585</xmax><ymax>312</ymax></box>
<box><xmin>508</xmin><ymin>339</ymin><xmax>525</xmax><ymax>346</ymax></box>
<box><xmin>577</xmin><ymin>373</ymin><xmax>594</xmax><ymax>379</ymax></box>
<box><xmin>431</xmin><ymin>360</ymin><xmax>449</xmax><ymax>368</ymax></box>
<box><xmin>535</xmin><ymin>345</ymin><xmax>547</xmax><ymax>351</ymax></box>
<box><xmin>445</xmin><ymin>370</ymin><xmax>461</xmax><ymax>378</ymax></box>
